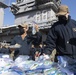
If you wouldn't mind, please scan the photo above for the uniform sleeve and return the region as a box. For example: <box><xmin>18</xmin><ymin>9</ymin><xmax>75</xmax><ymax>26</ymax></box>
<box><xmin>34</xmin><ymin>32</ymin><xmax>42</xmax><ymax>45</ymax></box>
<box><xmin>9</xmin><ymin>36</ymin><xmax>17</xmax><ymax>54</ymax></box>
<box><xmin>10</xmin><ymin>36</ymin><xmax>17</xmax><ymax>45</ymax></box>
<box><xmin>28</xmin><ymin>32</ymin><xmax>42</xmax><ymax>45</ymax></box>
<box><xmin>43</xmin><ymin>26</ymin><xmax>57</xmax><ymax>55</ymax></box>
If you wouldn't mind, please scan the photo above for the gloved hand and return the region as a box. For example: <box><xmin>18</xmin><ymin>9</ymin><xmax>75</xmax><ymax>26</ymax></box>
<box><xmin>50</xmin><ymin>49</ymin><xmax>56</xmax><ymax>62</ymax></box>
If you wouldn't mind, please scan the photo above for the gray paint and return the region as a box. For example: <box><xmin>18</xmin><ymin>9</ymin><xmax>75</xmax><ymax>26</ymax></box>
<box><xmin>14</xmin><ymin>0</ymin><xmax>61</xmax><ymax>29</ymax></box>
<box><xmin>15</xmin><ymin>8</ymin><xmax>57</xmax><ymax>29</ymax></box>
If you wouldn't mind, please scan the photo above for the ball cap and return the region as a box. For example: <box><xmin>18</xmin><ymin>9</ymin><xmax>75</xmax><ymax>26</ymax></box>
<box><xmin>56</xmin><ymin>5</ymin><xmax>69</xmax><ymax>16</ymax></box>
<box><xmin>18</xmin><ymin>23</ymin><xmax>28</xmax><ymax>28</ymax></box>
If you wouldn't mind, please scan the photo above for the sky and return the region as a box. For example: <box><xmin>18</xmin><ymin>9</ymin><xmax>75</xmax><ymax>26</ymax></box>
<box><xmin>3</xmin><ymin>0</ymin><xmax>76</xmax><ymax>26</ymax></box>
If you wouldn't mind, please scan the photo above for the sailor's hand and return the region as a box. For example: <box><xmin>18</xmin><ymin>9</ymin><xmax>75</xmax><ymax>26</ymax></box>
<box><xmin>43</xmin><ymin>53</ymin><xmax>50</xmax><ymax>60</ymax></box>
<box><xmin>35</xmin><ymin>25</ymin><xmax>39</xmax><ymax>32</ymax></box>
<box><xmin>10</xmin><ymin>48</ymin><xmax>15</xmax><ymax>51</ymax></box>
<box><xmin>35</xmin><ymin>51</ymin><xmax>41</xmax><ymax>61</ymax></box>
<box><xmin>35</xmin><ymin>51</ymin><xmax>41</xmax><ymax>57</ymax></box>
<box><xmin>43</xmin><ymin>53</ymin><xmax>55</xmax><ymax>62</ymax></box>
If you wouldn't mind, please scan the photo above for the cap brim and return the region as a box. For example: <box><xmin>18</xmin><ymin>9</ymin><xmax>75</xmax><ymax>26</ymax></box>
<box><xmin>56</xmin><ymin>12</ymin><xmax>67</xmax><ymax>16</ymax></box>
<box><xmin>18</xmin><ymin>25</ymin><xmax>24</xmax><ymax>28</ymax></box>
